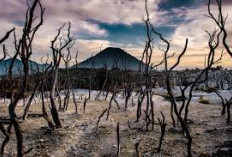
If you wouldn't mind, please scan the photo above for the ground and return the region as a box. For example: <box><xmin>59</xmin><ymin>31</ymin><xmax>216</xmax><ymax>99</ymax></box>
<box><xmin>0</xmin><ymin>89</ymin><xmax>232</xmax><ymax>157</ymax></box>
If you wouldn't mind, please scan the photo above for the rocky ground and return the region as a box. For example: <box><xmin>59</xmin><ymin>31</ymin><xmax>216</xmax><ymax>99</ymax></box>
<box><xmin>0</xmin><ymin>90</ymin><xmax>232</xmax><ymax>157</ymax></box>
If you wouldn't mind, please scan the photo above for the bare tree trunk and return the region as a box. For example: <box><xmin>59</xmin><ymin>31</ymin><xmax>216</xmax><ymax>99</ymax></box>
<box><xmin>116</xmin><ymin>122</ymin><xmax>120</xmax><ymax>157</ymax></box>
<box><xmin>104</xmin><ymin>91</ymin><xmax>109</xmax><ymax>100</ymax></box>
<box><xmin>136</xmin><ymin>89</ymin><xmax>144</xmax><ymax>122</ymax></box>
<box><xmin>106</xmin><ymin>85</ymin><xmax>118</xmax><ymax>120</ymax></box>
<box><xmin>170</xmin><ymin>102</ymin><xmax>176</xmax><ymax>127</ymax></box>
<box><xmin>22</xmin><ymin>81</ymin><xmax>40</xmax><ymax>120</ymax></box>
<box><xmin>50</xmin><ymin>68</ymin><xmax>62</xmax><ymax>128</ymax></box>
<box><xmin>72</xmin><ymin>89</ymin><xmax>78</xmax><ymax>114</ymax></box>
<box><xmin>49</xmin><ymin>22</ymin><xmax>74</xmax><ymax>128</ymax></box>
<box><xmin>135</xmin><ymin>140</ymin><xmax>140</xmax><ymax>157</ymax></box>
<box><xmin>114</xmin><ymin>97</ymin><xmax>120</xmax><ymax>109</ymax></box>
<box><xmin>0</xmin><ymin>123</ymin><xmax>12</xmax><ymax>155</ymax></box>
<box><xmin>227</xmin><ymin>103</ymin><xmax>231</xmax><ymax>123</ymax></box>
<box><xmin>41</xmin><ymin>82</ymin><xmax>55</xmax><ymax>129</ymax></box>
<box><xmin>83</xmin><ymin>98</ymin><xmax>88</xmax><ymax>114</ymax></box>
<box><xmin>0</xmin><ymin>28</ymin><xmax>14</xmax><ymax>155</ymax></box>
<box><xmin>157</xmin><ymin>112</ymin><xmax>166</xmax><ymax>153</ymax></box>
<box><xmin>96</xmin><ymin>108</ymin><xmax>107</xmax><ymax>131</ymax></box>
<box><xmin>222</xmin><ymin>103</ymin><xmax>226</xmax><ymax>116</ymax></box>
<box><xmin>106</xmin><ymin>94</ymin><xmax>114</xmax><ymax>120</ymax></box>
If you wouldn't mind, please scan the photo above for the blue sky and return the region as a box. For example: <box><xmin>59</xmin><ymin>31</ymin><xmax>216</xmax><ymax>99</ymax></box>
<box><xmin>81</xmin><ymin>20</ymin><xmax>176</xmax><ymax>47</ymax></box>
<box><xmin>79</xmin><ymin>0</ymin><xmax>201</xmax><ymax>47</ymax></box>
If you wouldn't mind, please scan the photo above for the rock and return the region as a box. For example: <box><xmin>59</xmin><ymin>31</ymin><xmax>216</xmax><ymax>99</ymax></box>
<box><xmin>222</xmin><ymin>141</ymin><xmax>232</xmax><ymax>147</ymax></box>
<box><xmin>213</xmin><ymin>141</ymin><xmax>232</xmax><ymax>157</ymax></box>
<box><xmin>212</xmin><ymin>148</ymin><xmax>232</xmax><ymax>157</ymax></box>
<box><xmin>205</xmin><ymin>128</ymin><xmax>217</xmax><ymax>133</ymax></box>
<box><xmin>71</xmin><ymin>146</ymin><xmax>77</xmax><ymax>150</ymax></box>
<box><xmin>168</xmin><ymin>127</ymin><xmax>182</xmax><ymax>133</ymax></box>
<box><xmin>199</xmin><ymin>152</ymin><xmax>210</xmax><ymax>157</ymax></box>
<box><xmin>225</xmin><ymin>127</ymin><xmax>232</xmax><ymax>133</ymax></box>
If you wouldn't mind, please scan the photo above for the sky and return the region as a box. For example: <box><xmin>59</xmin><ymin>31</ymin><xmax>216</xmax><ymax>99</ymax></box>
<box><xmin>0</xmin><ymin>0</ymin><xmax>232</xmax><ymax>68</ymax></box>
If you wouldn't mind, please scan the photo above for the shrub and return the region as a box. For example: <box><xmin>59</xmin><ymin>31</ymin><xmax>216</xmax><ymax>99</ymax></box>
<box><xmin>199</xmin><ymin>97</ymin><xmax>210</xmax><ymax>104</ymax></box>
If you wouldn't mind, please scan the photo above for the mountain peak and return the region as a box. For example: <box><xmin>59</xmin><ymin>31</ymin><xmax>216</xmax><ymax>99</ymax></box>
<box><xmin>0</xmin><ymin>58</ymin><xmax>47</xmax><ymax>76</ymax></box>
<box><xmin>75</xmin><ymin>47</ymin><xmax>145</xmax><ymax>71</ymax></box>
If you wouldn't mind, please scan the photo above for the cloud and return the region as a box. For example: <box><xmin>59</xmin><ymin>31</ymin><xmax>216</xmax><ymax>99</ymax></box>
<box><xmin>169</xmin><ymin>3</ymin><xmax>232</xmax><ymax>55</ymax></box>
<box><xmin>0</xmin><ymin>0</ymin><xmax>231</xmax><ymax>68</ymax></box>
<box><xmin>76</xmin><ymin>39</ymin><xmax>111</xmax><ymax>58</ymax></box>
<box><xmin>0</xmin><ymin>0</ymin><xmax>163</xmax><ymax>62</ymax></box>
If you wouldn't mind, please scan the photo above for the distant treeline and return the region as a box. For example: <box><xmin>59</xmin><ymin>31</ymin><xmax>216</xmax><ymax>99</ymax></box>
<box><xmin>0</xmin><ymin>68</ymin><xmax>141</xmax><ymax>98</ymax></box>
<box><xmin>0</xmin><ymin>66</ymin><xmax>231</xmax><ymax>99</ymax></box>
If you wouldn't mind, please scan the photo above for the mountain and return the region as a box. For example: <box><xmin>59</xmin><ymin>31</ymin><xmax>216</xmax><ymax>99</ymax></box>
<box><xmin>0</xmin><ymin>58</ymin><xmax>48</xmax><ymax>76</ymax></box>
<box><xmin>74</xmin><ymin>47</ymin><xmax>146</xmax><ymax>71</ymax></box>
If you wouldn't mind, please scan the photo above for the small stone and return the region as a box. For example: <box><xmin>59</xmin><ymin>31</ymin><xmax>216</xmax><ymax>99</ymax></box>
<box><xmin>212</xmin><ymin>148</ymin><xmax>232</xmax><ymax>157</ymax></box>
<box><xmin>199</xmin><ymin>152</ymin><xmax>210</xmax><ymax>157</ymax></box>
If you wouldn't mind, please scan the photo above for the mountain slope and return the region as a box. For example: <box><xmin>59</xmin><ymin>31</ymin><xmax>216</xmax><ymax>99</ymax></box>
<box><xmin>0</xmin><ymin>58</ymin><xmax>47</xmax><ymax>76</ymax></box>
<box><xmin>75</xmin><ymin>47</ymin><xmax>145</xmax><ymax>71</ymax></box>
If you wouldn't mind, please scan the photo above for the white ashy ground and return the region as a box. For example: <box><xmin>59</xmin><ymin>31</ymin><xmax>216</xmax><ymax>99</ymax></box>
<box><xmin>0</xmin><ymin>88</ymin><xmax>231</xmax><ymax>156</ymax></box>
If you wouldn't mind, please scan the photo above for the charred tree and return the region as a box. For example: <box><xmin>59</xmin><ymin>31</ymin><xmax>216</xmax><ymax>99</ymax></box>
<box><xmin>157</xmin><ymin>112</ymin><xmax>166</xmax><ymax>153</ymax></box>
<box><xmin>49</xmin><ymin>22</ymin><xmax>74</xmax><ymax>128</ymax></box>
<box><xmin>7</xmin><ymin>1</ymin><xmax>45</xmax><ymax>156</ymax></box>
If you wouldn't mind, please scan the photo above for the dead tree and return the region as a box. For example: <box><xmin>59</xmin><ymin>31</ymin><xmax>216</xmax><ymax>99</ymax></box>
<box><xmin>152</xmin><ymin>17</ymin><xmax>223</xmax><ymax>156</ymax></box>
<box><xmin>135</xmin><ymin>140</ymin><xmax>140</xmax><ymax>157</ymax></box>
<box><xmin>106</xmin><ymin>81</ymin><xmax>119</xmax><ymax>120</ymax></box>
<box><xmin>57</xmin><ymin>89</ymin><xmax>63</xmax><ymax>111</ymax></box>
<box><xmin>0</xmin><ymin>124</ymin><xmax>12</xmax><ymax>155</ymax></box>
<box><xmin>143</xmin><ymin>6</ymin><xmax>193</xmax><ymax>153</ymax></box>
<box><xmin>215</xmin><ymin>91</ymin><xmax>231</xmax><ymax>123</ymax></box>
<box><xmin>62</xmin><ymin>45</ymin><xmax>73</xmax><ymax>111</ymax></box>
<box><xmin>71</xmin><ymin>51</ymin><xmax>79</xmax><ymax>114</ymax></box>
<box><xmin>227</xmin><ymin>100</ymin><xmax>231</xmax><ymax>123</ymax></box>
<box><xmin>106</xmin><ymin>93</ymin><xmax>114</xmax><ymax>120</ymax></box>
<box><xmin>177</xmin><ymin>74</ymin><xmax>189</xmax><ymax>117</ymax></box>
<box><xmin>157</xmin><ymin>112</ymin><xmax>166</xmax><ymax>153</ymax></box>
<box><xmin>136</xmin><ymin>87</ymin><xmax>145</xmax><ymax>122</ymax></box>
<box><xmin>131</xmin><ymin>96</ymin><xmax>134</xmax><ymax>106</ymax></box>
<box><xmin>0</xmin><ymin>28</ymin><xmax>15</xmax><ymax>156</ymax></box>
<box><xmin>6</xmin><ymin>1</ymin><xmax>44</xmax><ymax>156</ymax></box>
<box><xmin>83</xmin><ymin>97</ymin><xmax>88</xmax><ymax>114</ymax></box>
<box><xmin>40</xmin><ymin>66</ymin><xmax>55</xmax><ymax>129</ymax></box>
<box><xmin>116</xmin><ymin>122</ymin><xmax>120</xmax><ymax>157</ymax></box>
<box><xmin>0</xmin><ymin>28</ymin><xmax>15</xmax><ymax>44</ymax></box>
<box><xmin>95</xmin><ymin>108</ymin><xmax>107</xmax><ymax>131</ymax></box>
<box><xmin>207</xmin><ymin>0</ymin><xmax>231</xmax><ymax>58</ymax></box>
<box><xmin>95</xmin><ymin>56</ymin><xmax>109</xmax><ymax>100</ymax></box>
<box><xmin>88</xmin><ymin>56</ymin><xmax>95</xmax><ymax>100</ymax></box>
<box><xmin>141</xmin><ymin>0</ymin><xmax>156</xmax><ymax>131</ymax></box>
<box><xmin>207</xmin><ymin>0</ymin><xmax>232</xmax><ymax>123</ymax></box>
<box><xmin>72</xmin><ymin>89</ymin><xmax>78</xmax><ymax>114</ymax></box>
<box><xmin>162</xmin><ymin>37</ymin><xmax>193</xmax><ymax>157</ymax></box>
<box><xmin>81</xmin><ymin>55</ymin><xmax>95</xmax><ymax>113</ymax></box>
<box><xmin>22</xmin><ymin>62</ymin><xmax>42</xmax><ymax>120</ymax></box>
<box><xmin>124</xmin><ymin>80</ymin><xmax>133</xmax><ymax>109</ymax></box>
<box><xmin>183</xmin><ymin>29</ymin><xmax>224</xmax><ymax>123</ymax></box>
<box><xmin>141</xmin><ymin>0</ymin><xmax>174</xmax><ymax>130</ymax></box>
<box><xmin>50</xmin><ymin>22</ymin><xmax>74</xmax><ymax>128</ymax></box>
